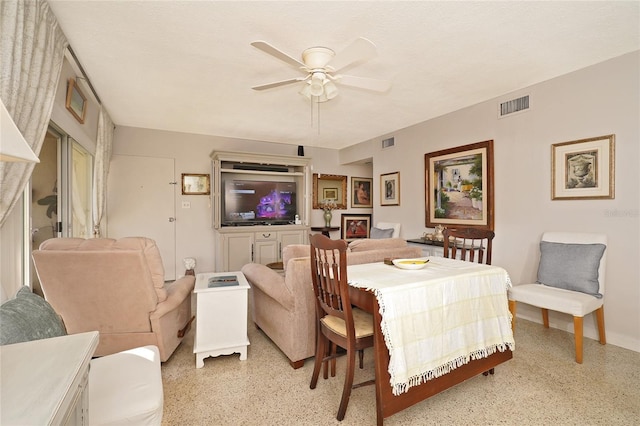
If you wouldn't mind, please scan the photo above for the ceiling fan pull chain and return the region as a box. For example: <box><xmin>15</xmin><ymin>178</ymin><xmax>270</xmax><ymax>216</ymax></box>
<box><xmin>317</xmin><ymin>98</ymin><xmax>320</xmax><ymax>135</ymax></box>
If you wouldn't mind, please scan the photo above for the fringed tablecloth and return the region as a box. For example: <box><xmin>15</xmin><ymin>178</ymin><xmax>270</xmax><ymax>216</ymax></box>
<box><xmin>348</xmin><ymin>257</ymin><xmax>515</xmax><ymax>396</ymax></box>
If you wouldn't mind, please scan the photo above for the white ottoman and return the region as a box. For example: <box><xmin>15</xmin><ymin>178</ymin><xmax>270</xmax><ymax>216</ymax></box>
<box><xmin>89</xmin><ymin>345</ymin><xmax>164</xmax><ymax>425</ymax></box>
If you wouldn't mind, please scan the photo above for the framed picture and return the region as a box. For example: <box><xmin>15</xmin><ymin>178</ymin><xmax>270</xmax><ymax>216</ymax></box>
<box><xmin>351</xmin><ymin>177</ymin><xmax>373</xmax><ymax>208</ymax></box>
<box><xmin>181</xmin><ymin>173</ymin><xmax>210</xmax><ymax>195</ymax></box>
<box><xmin>65</xmin><ymin>78</ymin><xmax>87</xmax><ymax>124</ymax></box>
<box><xmin>380</xmin><ymin>172</ymin><xmax>400</xmax><ymax>206</ymax></box>
<box><xmin>551</xmin><ymin>134</ymin><xmax>615</xmax><ymax>200</ymax></box>
<box><xmin>424</xmin><ymin>140</ymin><xmax>494</xmax><ymax>230</ymax></box>
<box><xmin>341</xmin><ymin>213</ymin><xmax>372</xmax><ymax>241</ymax></box>
<box><xmin>323</xmin><ymin>187</ymin><xmax>338</xmax><ymax>200</ymax></box>
<box><xmin>313</xmin><ymin>174</ymin><xmax>347</xmax><ymax>209</ymax></box>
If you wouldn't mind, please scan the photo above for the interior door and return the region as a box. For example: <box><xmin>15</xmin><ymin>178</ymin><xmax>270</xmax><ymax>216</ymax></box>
<box><xmin>107</xmin><ymin>155</ymin><xmax>176</xmax><ymax>279</ymax></box>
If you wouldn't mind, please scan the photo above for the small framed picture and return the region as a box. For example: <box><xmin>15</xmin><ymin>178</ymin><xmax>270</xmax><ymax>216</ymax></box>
<box><xmin>351</xmin><ymin>177</ymin><xmax>373</xmax><ymax>208</ymax></box>
<box><xmin>182</xmin><ymin>173</ymin><xmax>210</xmax><ymax>195</ymax></box>
<box><xmin>341</xmin><ymin>213</ymin><xmax>372</xmax><ymax>241</ymax></box>
<box><xmin>552</xmin><ymin>135</ymin><xmax>615</xmax><ymax>200</ymax></box>
<box><xmin>380</xmin><ymin>172</ymin><xmax>400</xmax><ymax>206</ymax></box>
<box><xmin>323</xmin><ymin>187</ymin><xmax>338</xmax><ymax>200</ymax></box>
<box><xmin>65</xmin><ymin>78</ymin><xmax>87</xmax><ymax>124</ymax></box>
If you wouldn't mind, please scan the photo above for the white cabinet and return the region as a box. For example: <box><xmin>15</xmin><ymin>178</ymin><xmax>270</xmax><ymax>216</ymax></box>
<box><xmin>218</xmin><ymin>228</ymin><xmax>307</xmax><ymax>271</ymax></box>
<box><xmin>211</xmin><ymin>151</ymin><xmax>311</xmax><ymax>272</ymax></box>
<box><xmin>223</xmin><ymin>232</ymin><xmax>255</xmax><ymax>272</ymax></box>
<box><xmin>1</xmin><ymin>332</ymin><xmax>99</xmax><ymax>425</ymax></box>
<box><xmin>407</xmin><ymin>239</ymin><xmax>445</xmax><ymax>257</ymax></box>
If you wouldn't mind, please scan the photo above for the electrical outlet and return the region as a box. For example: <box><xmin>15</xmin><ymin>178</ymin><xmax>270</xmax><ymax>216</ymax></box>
<box><xmin>182</xmin><ymin>201</ymin><xmax>191</xmax><ymax>209</ymax></box>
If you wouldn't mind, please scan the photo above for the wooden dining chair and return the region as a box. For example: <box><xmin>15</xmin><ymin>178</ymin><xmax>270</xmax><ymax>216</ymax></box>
<box><xmin>308</xmin><ymin>234</ymin><xmax>374</xmax><ymax>421</ymax></box>
<box><xmin>443</xmin><ymin>227</ymin><xmax>495</xmax><ymax>265</ymax></box>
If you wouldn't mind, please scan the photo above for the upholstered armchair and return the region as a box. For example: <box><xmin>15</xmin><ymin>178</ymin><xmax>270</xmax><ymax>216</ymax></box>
<box><xmin>32</xmin><ymin>237</ymin><xmax>195</xmax><ymax>362</ymax></box>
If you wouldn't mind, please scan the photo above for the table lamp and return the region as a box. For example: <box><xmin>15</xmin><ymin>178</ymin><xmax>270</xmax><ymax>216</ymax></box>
<box><xmin>0</xmin><ymin>98</ymin><xmax>40</xmax><ymax>163</ymax></box>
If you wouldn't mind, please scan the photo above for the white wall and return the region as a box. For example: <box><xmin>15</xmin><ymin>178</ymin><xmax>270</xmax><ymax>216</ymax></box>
<box><xmin>355</xmin><ymin>51</ymin><xmax>639</xmax><ymax>351</ymax></box>
<box><xmin>110</xmin><ymin>130</ymin><xmax>372</xmax><ymax>275</ymax></box>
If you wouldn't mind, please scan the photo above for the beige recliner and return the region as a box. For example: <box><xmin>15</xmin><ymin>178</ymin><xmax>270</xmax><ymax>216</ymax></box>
<box><xmin>32</xmin><ymin>237</ymin><xmax>195</xmax><ymax>362</ymax></box>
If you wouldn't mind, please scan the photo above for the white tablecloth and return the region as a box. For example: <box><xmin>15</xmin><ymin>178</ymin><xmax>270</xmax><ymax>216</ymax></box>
<box><xmin>348</xmin><ymin>256</ymin><xmax>515</xmax><ymax>396</ymax></box>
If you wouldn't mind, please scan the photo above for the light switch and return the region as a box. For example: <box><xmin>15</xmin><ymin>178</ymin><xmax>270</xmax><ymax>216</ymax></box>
<box><xmin>182</xmin><ymin>201</ymin><xmax>191</xmax><ymax>209</ymax></box>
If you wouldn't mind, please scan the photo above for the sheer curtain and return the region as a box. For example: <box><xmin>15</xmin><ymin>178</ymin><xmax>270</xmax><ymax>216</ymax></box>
<box><xmin>0</xmin><ymin>0</ymin><xmax>68</xmax><ymax>226</ymax></box>
<box><xmin>92</xmin><ymin>106</ymin><xmax>114</xmax><ymax>237</ymax></box>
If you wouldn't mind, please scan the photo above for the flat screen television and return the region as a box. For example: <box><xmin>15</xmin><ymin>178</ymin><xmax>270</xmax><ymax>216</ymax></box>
<box><xmin>223</xmin><ymin>180</ymin><xmax>297</xmax><ymax>225</ymax></box>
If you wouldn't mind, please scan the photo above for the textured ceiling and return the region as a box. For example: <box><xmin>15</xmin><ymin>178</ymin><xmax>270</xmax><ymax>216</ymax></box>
<box><xmin>47</xmin><ymin>1</ymin><xmax>639</xmax><ymax>150</ymax></box>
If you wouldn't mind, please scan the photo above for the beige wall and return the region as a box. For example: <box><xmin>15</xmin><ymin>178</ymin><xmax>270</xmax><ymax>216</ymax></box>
<box><xmin>109</xmin><ymin>51</ymin><xmax>638</xmax><ymax>352</ymax></box>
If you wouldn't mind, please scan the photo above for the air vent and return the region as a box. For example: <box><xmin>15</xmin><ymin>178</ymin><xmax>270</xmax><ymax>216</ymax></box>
<box><xmin>499</xmin><ymin>95</ymin><xmax>529</xmax><ymax>118</ymax></box>
<box><xmin>382</xmin><ymin>137</ymin><xmax>395</xmax><ymax>149</ymax></box>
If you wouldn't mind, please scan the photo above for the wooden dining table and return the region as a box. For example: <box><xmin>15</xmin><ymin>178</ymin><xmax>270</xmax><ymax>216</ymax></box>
<box><xmin>347</xmin><ymin>257</ymin><xmax>514</xmax><ymax>425</ymax></box>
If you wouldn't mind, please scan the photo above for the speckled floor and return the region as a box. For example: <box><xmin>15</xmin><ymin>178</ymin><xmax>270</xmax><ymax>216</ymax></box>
<box><xmin>161</xmin><ymin>317</ymin><xmax>639</xmax><ymax>425</ymax></box>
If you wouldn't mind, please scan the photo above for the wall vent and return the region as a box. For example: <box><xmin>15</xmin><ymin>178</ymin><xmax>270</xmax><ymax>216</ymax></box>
<box><xmin>382</xmin><ymin>137</ymin><xmax>395</xmax><ymax>149</ymax></box>
<box><xmin>499</xmin><ymin>95</ymin><xmax>530</xmax><ymax>118</ymax></box>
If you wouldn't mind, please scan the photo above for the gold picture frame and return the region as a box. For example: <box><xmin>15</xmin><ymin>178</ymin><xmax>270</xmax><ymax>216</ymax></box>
<box><xmin>551</xmin><ymin>134</ymin><xmax>615</xmax><ymax>200</ymax></box>
<box><xmin>182</xmin><ymin>173</ymin><xmax>210</xmax><ymax>195</ymax></box>
<box><xmin>313</xmin><ymin>174</ymin><xmax>347</xmax><ymax>209</ymax></box>
<box><xmin>65</xmin><ymin>78</ymin><xmax>87</xmax><ymax>124</ymax></box>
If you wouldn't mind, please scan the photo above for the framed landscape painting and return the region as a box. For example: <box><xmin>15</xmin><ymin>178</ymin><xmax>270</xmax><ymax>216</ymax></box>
<box><xmin>551</xmin><ymin>134</ymin><xmax>615</xmax><ymax>200</ymax></box>
<box><xmin>424</xmin><ymin>140</ymin><xmax>494</xmax><ymax>230</ymax></box>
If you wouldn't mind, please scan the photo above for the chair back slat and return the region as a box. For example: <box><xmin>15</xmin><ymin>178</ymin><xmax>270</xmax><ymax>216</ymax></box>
<box><xmin>443</xmin><ymin>227</ymin><xmax>495</xmax><ymax>265</ymax></box>
<box><xmin>310</xmin><ymin>234</ymin><xmax>352</xmax><ymax>327</ymax></box>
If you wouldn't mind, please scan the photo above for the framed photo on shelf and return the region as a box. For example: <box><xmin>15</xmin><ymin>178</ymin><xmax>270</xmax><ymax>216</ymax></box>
<box><xmin>351</xmin><ymin>177</ymin><xmax>373</xmax><ymax>208</ymax></box>
<box><xmin>341</xmin><ymin>213</ymin><xmax>372</xmax><ymax>241</ymax></box>
<box><xmin>181</xmin><ymin>173</ymin><xmax>210</xmax><ymax>195</ymax></box>
<box><xmin>551</xmin><ymin>134</ymin><xmax>615</xmax><ymax>200</ymax></box>
<box><xmin>380</xmin><ymin>172</ymin><xmax>400</xmax><ymax>206</ymax></box>
<box><xmin>424</xmin><ymin>140</ymin><xmax>494</xmax><ymax>230</ymax></box>
<box><xmin>65</xmin><ymin>78</ymin><xmax>87</xmax><ymax>124</ymax></box>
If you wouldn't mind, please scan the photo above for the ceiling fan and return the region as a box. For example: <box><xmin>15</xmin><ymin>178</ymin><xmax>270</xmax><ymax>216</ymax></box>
<box><xmin>251</xmin><ymin>37</ymin><xmax>391</xmax><ymax>102</ymax></box>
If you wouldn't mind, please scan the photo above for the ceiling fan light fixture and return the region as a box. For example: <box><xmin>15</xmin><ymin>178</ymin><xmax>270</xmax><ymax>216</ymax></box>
<box><xmin>324</xmin><ymin>80</ymin><xmax>338</xmax><ymax>100</ymax></box>
<box><xmin>309</xmin><ymin>72</ymin><xmax>325</xmax><ymax>97</ymax></box>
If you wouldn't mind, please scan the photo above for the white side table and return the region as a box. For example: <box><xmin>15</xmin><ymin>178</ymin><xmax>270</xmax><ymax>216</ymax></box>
<box><xmin>193</xmin><ymin>271</ymin><xmax>250</xmax><ymax>368</ymax></box>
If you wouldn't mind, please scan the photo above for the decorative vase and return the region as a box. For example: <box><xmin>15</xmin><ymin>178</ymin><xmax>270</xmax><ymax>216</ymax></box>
<box><xmin>323</xmin><ymin>210</ymin><xmax>332</xmax><ymax>227</ymax></box>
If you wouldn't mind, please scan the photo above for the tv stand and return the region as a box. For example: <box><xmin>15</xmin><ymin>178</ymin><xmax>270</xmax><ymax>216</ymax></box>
<box><xmin>211</xmin><ymin>151</ymin><xmax>311</xmax><ymax>272</ymax></box>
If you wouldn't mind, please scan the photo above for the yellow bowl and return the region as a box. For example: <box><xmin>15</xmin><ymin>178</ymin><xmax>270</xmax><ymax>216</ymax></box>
<box><xmin>392</xmin><ymin>258</ymin><xmax>430</xmax><ymax>270</ymax></box>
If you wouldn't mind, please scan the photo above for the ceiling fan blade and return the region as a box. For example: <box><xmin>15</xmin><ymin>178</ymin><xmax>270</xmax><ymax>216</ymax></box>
<box><xmin>252</xmin><ymin>77</ymin><xmax>307</xmax><ymax>91</ymax></box>
<box><xmin>251</xmin><ymin>41</ymin><xmax>306</xmax><ymax>69</ymax></box>
<box><xmin>327</xmin><ymin>37</ymin><xmax>377</xmax><ymax>72</ymax></box>
<box><xmin>335</xmin><ymin>74</ymin><xmax>391</xmax><ymax>92</ymax></box>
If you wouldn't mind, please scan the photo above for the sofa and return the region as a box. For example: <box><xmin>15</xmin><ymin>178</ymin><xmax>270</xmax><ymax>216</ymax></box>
<box><xmin>241</xmin><ymin>238</ymin><xmax>422</xmax><ymax>368</ymax></box>
<box><xmin>32</xmin><ymin>237</ymin><xmax>195</xmax><ymax>362</ymax></box>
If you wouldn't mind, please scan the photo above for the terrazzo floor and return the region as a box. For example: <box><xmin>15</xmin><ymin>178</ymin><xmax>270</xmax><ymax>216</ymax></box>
<box><xmin>161</xmin><ymin>317</ymin><xmax>639</xmax><ymax>425</ymax></box>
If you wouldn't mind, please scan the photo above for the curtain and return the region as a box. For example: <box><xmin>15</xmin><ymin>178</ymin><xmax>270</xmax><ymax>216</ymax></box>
<box><xmin>92</xmin><ymin>106</ymin><xmax>114</xmax><ymax>237</ymax></box>
<box><xmin>0</xmin><ymin>0</ymin><xmax>68</xmax><ymax>226</ymax></box>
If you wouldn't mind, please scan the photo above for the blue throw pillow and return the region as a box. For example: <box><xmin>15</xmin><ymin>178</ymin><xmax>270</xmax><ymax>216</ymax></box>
<box><xmin>537</xmin><ymin>241</ymin><xmax>606</xmax><ymax>298</ymax></box>
<box><xmin>370</xmin><ymin>227</ymin><xmax>394</xmax><ymax>239</ymax></box>
<box><xmin>0</xmin><ymin>286</ymin><xmax>67</xmax><ymax>345</ymax></box>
